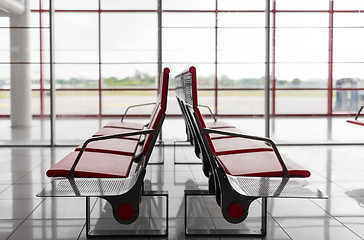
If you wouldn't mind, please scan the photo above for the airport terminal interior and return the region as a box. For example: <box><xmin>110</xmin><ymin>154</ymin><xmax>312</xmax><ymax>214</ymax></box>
<box><xmin>1</xmin><ymin>0</ymin><xmax>364</xmax><ymax>239</ymax></box>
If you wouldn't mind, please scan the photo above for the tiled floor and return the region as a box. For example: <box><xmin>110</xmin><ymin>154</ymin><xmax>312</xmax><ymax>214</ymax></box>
<box><xmin>1</xmin><ymin>144</ymin><xmax>364</xmax><ymax>239</ymax></box>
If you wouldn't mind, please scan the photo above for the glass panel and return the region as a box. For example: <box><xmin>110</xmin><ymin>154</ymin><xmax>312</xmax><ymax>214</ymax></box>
<box><xmin>32</xmin><ymin>91</ymin><xmax>41</xmax><ymax>115</ymax></box>
<box><xmin>334</xmin><ymin>12</ymin><xmax>364</xmax><ymax>27</ymax></box>
<box><xmin>55</xmin><ymin>13</ymin><xmax>98</xmax><ymax>63</ymax></box>
<box><xmin>168</xmin><ymin>63</ymin><xmax>215</xmax><ymax>88</ymax></box>
<box><xmin>218</xmin><ymin>28</ymin><xmax>265</xmax><ymax>63</ymax></box>
<box><xmin>218</xmin><ymin>0</ymin><xmax>265</xmax><ymax>10</ymax></box>
<box><xmin>275</xmin><ymin>28</ymin><xmax>328</xmax><ymax>63</ymax></box>
<box><xmin>102</xmin><ymin>90</ymin><xmax>156</xmax><ymax>115</ymax></box>
<box><xmin>56</xmin><ymin>118</ymin><xmax>100</xmax><ymax>145</ymax></box>
<box><xmin>218</xmin><ymin>64</ymin><xmax>265</xmax><ymax>88</ymax></box>
<box><xmin>0</xmin><ymin>91</ymin><xmax>10</xmax><ymax>115</ymax></box>
<box><xmin>276</xmin><ymin>13</ymin><xmax>328</xmax><ymax>28</ymax></box>
<box><xmin>102</xmin><ymin>64</ymin><xmax>157</xmax><ymax>88</ymax></box>
<box><xmin>31</xmin><ymin>63</ymin><xmax>41</xmax><ymax>89</ymax></box>
<box><xmin>56</xmin><ymin>90</ymin><xmax>99</xmax><ymax>115</ymax></box>
<box><xmin>28</xmin><ymin>12</ymin><xmax>50</xmax><ymax>29</ymax></box>
<box><xmin>0</xmin><ymin>64</ymin><xmax>10</xmax><ymax>89</ymax></box>
<box><xmin>275</xmin><ymin>63</ymin><xmax>328</xmax><ymax>87</ymax></box>
<box><xmin>163</xmin><ymin>13</ymin><xmax>215</xmax><ymax>28</ymax></box>
<box><xmin>101</xmin><ymin>13</ymin><xmax>157</xmax><ymax>63</ymax></box>
<box><xmin>54</xmin><ymin>0</ymin><xmax>98</xmax><ymax>10</ymax></box>
<box><xmin>334</xmin><ymin>0</ymin><xmax>364</xmax><ymax>10</ymax></box>
<box><xmin>218</xmin><ymin>90</ymin><xmax>264</xmax><ymax>115</ymax></box>
<box><xmin>275</xmin><ymin>90</ymin><xmax>327</xmax><ymax>114</ymax></box>
<box><xmin>218</xmin><ymin>13</ymin><xmax>264</xmax><ymax>28</ymax></box>
<box><xmin>0</xmin><ymin>29</ymin><xmax>10</xmax><ymax>62</ymax></box>
<box><xmin>163</xmin><ymin>28</ymin><xmax>215</xmax><ymax>62</ymax></box>
<box><xmin>197</xmin><ymin>91</ymin><xmax>215</xmax><ymax>113</ymax></box>
<box><xmin>272</xmin><ymin>118</ymin><xmax>328</xmax><ymax>143</ymax></box>
<box><xmin>102</xmin><ymin>0</ymin><xmax>157</xmax><ymax>10</ymax></box>
<box><xmin>332</xmin><ymin>63</ymin><xmax>364</xmax><ymax>82</ymax></box>
<box><xmin>40</xmin><ymin>28</ymin><xmax>50</xmax><ymax>63</ymax></box>
<box><xmin>55</xmin><ymin>64</ymin><xmax>99</xmax><ymax>89</ymax></box>
<box><xmin>275</xmin><ymin>0</ymin><xmax>329</xmax><ymax>10</ymax></box>
<box><xmin>333</xmin><ymin>88</ymin><xmax>361</xmax><ymax>112</ymax></box>
<box><xmin>333</xmin><ymin>28</ymin><xmax>364</xmax><ymax>62</ymax></box>
<box><xmin>0</xmin><ymin>16</ymin><xmax>9</xmax><ymax>27</ymax></box>
<box><xmin>163</xmin><ymin>0</ymin><xmax>215</xmax><ymax>10</ymax></box>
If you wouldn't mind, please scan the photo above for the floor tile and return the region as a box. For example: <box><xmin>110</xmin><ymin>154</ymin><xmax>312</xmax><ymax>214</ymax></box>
<box><xmin>275</xmin><ymin>217</ymin><xmax>363</xmax><ymax>240</ymax></box>
<box><xmin>7</xmin><ymin>219</ymin><xmax>85</xmax><ymax>240</ymax></box>
<box><xmin>0</xmin><ymin>220</ymin><xmax>23</xmax><ymax>240</ymax></box>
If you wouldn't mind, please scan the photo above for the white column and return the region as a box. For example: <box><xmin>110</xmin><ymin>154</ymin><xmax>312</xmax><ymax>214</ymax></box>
<box><xmin>8</xmin><ymin>0</ymin><xmax>32</xmax><ymax>128</ymax></box>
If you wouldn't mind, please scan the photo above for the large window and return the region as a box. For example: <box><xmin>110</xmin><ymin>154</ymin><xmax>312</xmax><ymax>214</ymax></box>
<box><xmin>1</xmin><ymin>0</ymin><xmax>364</xmax><ymax>145</ymax></box>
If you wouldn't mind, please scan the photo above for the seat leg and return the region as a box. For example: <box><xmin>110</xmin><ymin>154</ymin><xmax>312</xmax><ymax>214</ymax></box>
<box><xmin>184</xmin><ymin>190</ymin><xmax>267</xmax><ymax>237</ymax></box>
<box><xmin>85</xmin><ymin>191</ymin><xmax>168</xmax><ymax>237</ymax></box>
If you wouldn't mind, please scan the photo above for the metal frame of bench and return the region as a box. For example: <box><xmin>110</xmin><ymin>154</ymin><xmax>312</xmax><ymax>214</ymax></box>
<box><xmin>38</xmin><ymin>68</ymin><xmax>170</xmax><ymax>237</ymax></box>
<box><xmin>175</xmin><ymin>66</ymin><xmax>327</xmax><ymax>237</ymax></box>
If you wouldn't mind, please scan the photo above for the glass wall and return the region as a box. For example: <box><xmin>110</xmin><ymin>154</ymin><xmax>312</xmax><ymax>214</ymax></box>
<box><xmin>1</xmin><ymin>0</ymin><xmax>364</xmax><ymax>145</ymax></box>
<box><xmin>0</xmin><ymin>0</ymin><xmax>51</xmax><ymax>145</ymax></box>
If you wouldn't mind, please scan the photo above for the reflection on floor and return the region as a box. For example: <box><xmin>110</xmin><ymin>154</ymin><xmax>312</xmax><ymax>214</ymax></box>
<box><xmin>1</xmin><ymin>144</ymin><xmax>364</xmax><ymax>240</ymax></box>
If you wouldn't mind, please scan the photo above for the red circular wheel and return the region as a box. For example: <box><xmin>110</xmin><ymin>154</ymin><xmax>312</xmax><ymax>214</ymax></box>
<box><xmin>227</xmin><ymin>203</ymin><xmax>244</xmax><ymax>219</ymax></box>
<box><xmin>118</xmin><ymin>203</ymin><xmax>134</xmax><ymax>220</ymax></box>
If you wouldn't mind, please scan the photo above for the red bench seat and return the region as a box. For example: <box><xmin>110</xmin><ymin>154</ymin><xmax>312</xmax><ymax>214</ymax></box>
<box><xmin>217</xmin><ymin>151</ymin><xmax>310</xmax><ymax>177</ymax></box>
<box><xmin>75</xmin><ymin>138</ymin><xmax>139</xmax><ymax>156</ymax></box>
<box><xmin>205</xmin><ymin>121</ymin><xmax>234</xmax><ymax>129</ymax></box>
<box><xmin>104</xmin><ymin>121</ymin><xmax>146</xmax><ymax>130</ymax></box>
<box><xmin>93</xmin><ymin>128</ymin><xmax>141</xmax><ymax>141</ymax></box>
<box><xmin>211</xmin><ymin>137</ymin><xmax>273</xmax><ymax>156</ymax></box>
<box><xmin>46</xmin><ymin>151</ymin><xmax>133</xmax><ymax>178</ymax></box>
<box><xmin>208</xmin><ymin>127</ymin><xmax>243</xmax><ymax>140</ymax></box>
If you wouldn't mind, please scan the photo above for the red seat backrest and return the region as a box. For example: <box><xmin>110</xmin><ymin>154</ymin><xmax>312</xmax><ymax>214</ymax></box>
<box><xmin>183</xmin><ymin>66</ymin><xmax>217</xmax><ymax>153</ymax></box>
<box><xmin>141</xmin><ymin>68</ymin><xmax>170</xmax><ymax>155</ymax></box>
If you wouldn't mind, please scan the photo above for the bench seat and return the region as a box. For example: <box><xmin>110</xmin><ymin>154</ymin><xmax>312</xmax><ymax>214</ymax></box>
<box><xmin>205</xmin><ymin>121</ymin><xmax>235</xmax><ymax>129</ymax></box>
<box><xmin>208</xmin><ymin>127</ymin><xmax>243</xmax><ymax>140</ymax></box>
<box><xmin>217</xmin><ymin>151</ymin><xmax>310</xmax><ymax>177</ymax></box>
<box><xmin>93</xmin><ymin>128</ymin><xmax>141</xmax><ymax>141</ymax></box>
<box><xmin>211</xmin><ymin>137</ymin><xmax>273</xmax><ymax>156</ymax></box>
<box><xmin>104</xmin><ymin>121</ymin><xmax>146</xmax><ymax>130</ymax></box>
<box><xmin>75</xmin><ymin>138</ymin><xmax>139</xmax><ymax>156</ymax></box>
<box><xmin>347</xmin><ymin>120</ymin><xmax>364</xmax><ymax>126</ymax></box>
<box><xmin>46</xmin><ymin>151</ymin><xmax>133</xmax><ymax>178</ymax></box>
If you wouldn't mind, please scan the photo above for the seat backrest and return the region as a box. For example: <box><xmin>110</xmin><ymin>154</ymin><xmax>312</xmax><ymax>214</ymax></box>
<box><xmin>146</xmin><ymin>68</ymin><xmax>170</xmax><ymax>129</ymax></box>
<box><xmin>177</xmin><ymin>67</ymin><xmax>217</xmax><ymax>154</ymax></box>
<box><xmin>141</xmin><ymin>68</ymin><xmax>170</xmax><ymax>158</ymax></box>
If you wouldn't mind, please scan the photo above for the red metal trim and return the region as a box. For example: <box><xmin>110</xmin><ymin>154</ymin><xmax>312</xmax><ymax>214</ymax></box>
<box><xmin>214</xmin><ymin>0</ymin><xmax>218</xmax><ymax>115</ymax></box>
<box><xmin>163</xmin><ymin>10</ymin><xmax>265</xmax><ymax>13</ymax></box>
<box><xmin>98</xmin><ymin>0</ymin><xmax>102</xmax><ymax>117</ymax></box>
<box><xmin>272</xmin><ymin>1</ymin><xmax>276</xmax><ymax>115</ymax></box>
<box><xmin>32</xmin><ymin>9</ymin><xmax>157</xmax><ymax>13</ymax></box>
<box><xmin>39</xmin><ymin>0</ymin><xmax>44</xmax><ymax>116</ymax></box>
<box><xmin>328</xmin><ymin>1</ymin><xmax>334</xmax><ymax>115</ymax></box>
<box><xmin>31</xmin><ymin>9</ymin><xmax>364</xmax><ymax>14</ymax></box>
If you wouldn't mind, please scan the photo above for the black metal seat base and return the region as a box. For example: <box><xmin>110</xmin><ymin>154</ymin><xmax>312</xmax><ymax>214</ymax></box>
<box><xmin>184</xmin><ymin>190</ymin><xmax>267</xmax><ymax>237</ymax></box>
<box><xmin>86</xmin><ymin>190</ymin><xmax>169</xmax><ymax>237</ymax></box>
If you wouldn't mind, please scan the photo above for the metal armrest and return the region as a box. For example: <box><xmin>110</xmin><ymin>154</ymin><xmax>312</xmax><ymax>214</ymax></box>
<box><xmin>121</xmin><ymin>102</ymin><xmax>156</xmax><ymax>122</ymax></box>
<box><xmin>198</xmin><ymin>105</ymin><xmax>216</xmax><ymax>122</ymax></box>
<box><xmin>67</xmin><ymin>129</ymin><xmax>155</xmax><ymax>178</ymax></box>
<box><xmin>355</xmin><ymin>105</ymin><xmax>364</xmax><ymax>120</ymax></box>
<box><xmin>202</xmin><ymin>128</ymin><xmax>290</xmax><ymax>178</ymax></box>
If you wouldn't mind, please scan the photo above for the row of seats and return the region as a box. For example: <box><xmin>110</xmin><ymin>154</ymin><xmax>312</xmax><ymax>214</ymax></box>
<box><xmin>174</xmin><ymin>67</ymin><xmax>323</xmax><ymax>234</ymax></box>
<box><xmin>40</xmin><ymin>66</ymin><xmax>325</xmax><ymax>237</ymax></box>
